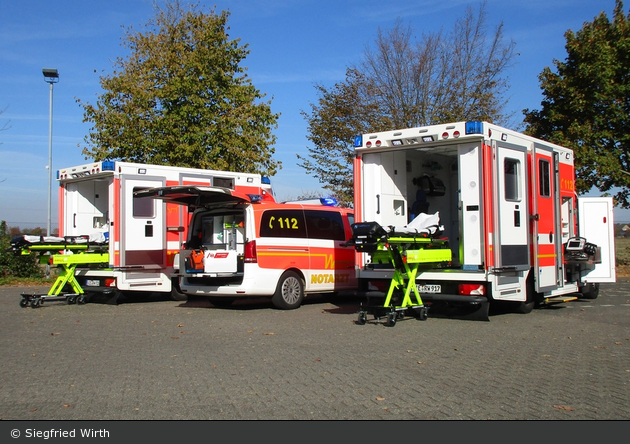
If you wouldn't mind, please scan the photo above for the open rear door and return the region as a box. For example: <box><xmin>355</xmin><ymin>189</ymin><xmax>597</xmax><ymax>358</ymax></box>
<box><xmin>493</xmin><ymin>141</ymin><xmax>530</xmax><ymax>271</ymax></box>
<box><xmin>121</xmin><ymin>175</ymin><xmax>166</xmax><ymax>267</ymax></box>
<box><xmin>530</xmin><ymin>145</ymin><xmax>563</xmax><ymax>292</ymax></box>
<box><xmin>134</xmin><ymin>185</ymin><xmax>253</xmax><ymax>208</ymax></box>
<box><xmin>578</xmin><ymin>197</ymin><xmax>616</xmax><ymax>283</ymax></box>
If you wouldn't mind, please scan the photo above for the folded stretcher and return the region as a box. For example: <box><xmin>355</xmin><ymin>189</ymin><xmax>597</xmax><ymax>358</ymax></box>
<box><xmin>346</xmin><ymin>213</ymin><xmax>451</xmax><ymax>326</ymax></box>
<box><xmin>8</xmin><ymin>235</ymin><xmax>109</xmax><ymax>308</ymax></box>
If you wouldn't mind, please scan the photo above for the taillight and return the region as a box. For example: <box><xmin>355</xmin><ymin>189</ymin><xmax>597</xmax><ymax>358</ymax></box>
<box><xmin>244</xmin><ymin>240</ymin><xmax>257</xmax><ymax>263</ymax></box>
<box><xmin>458</xmin><ymin>283</ymin><xmax>485</xmax><ymax>295</ymax></box>
<box><xmin>104</xmin><ymin>278</ymin><xmax>116</xmax><ymax>288</ymax></box>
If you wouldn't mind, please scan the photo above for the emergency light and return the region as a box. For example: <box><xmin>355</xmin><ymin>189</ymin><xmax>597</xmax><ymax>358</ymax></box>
<box><xmin>102</xmin><ymin>161</ymin><xmax>115</xmax><ymax>171</ymax></box>
<box><xmin>465</xmin><ymin>121</ymin><xmax>484</xmax><ymax>135</ymax></box>
<box><xmin>320</xmin><ymin>197</ymin><xmax>337</xmax><ymax>206</ymax></box>
<box><xmin>247</xmin><ymin>194</ymin><xmax>264</xmax><ymax>203</ymax></box>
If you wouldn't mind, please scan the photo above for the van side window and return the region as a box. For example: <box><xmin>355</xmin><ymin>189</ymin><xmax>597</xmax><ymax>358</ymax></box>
<box><xmin>260</xmin><ymin>210</ymin><xmax>307</xmax><ymax>238</ymax></box>
<box><xmin>305</xmin><ymin>210</ymin><xmax>346</xmax><ymax>241</ymax></box>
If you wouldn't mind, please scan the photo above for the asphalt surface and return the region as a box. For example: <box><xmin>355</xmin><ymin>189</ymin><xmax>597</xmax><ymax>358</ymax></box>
<box><xmin>0</xmin><ymin>281</ymin><xmax>629</xmax><ymax>421</ymax></box>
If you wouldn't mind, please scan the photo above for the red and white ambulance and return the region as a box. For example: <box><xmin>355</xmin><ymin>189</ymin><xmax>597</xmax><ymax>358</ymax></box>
<box><xmin>134</xmin><ymin>186</ymin><xmax>357</xmax><ymax>309</ymax></box>
<box><xmin>351</xmin><ymin>121</ymin><xmax>616</xmax><ymax>320</ymax></box>
<box><xmin>57</xmin><ymin>161</ymin><xmax>273</xmax><ymax>302</ymax></box>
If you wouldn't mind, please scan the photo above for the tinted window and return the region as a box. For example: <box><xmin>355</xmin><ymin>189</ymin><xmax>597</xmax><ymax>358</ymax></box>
<box><xmin>305</xmin><ymin>210</ymin><xmax>346</xmax><ymax>241</ymax></box>
<box><xmin>504</xmin><ymin>158</ymin><xmax>521</xmax><ymax>201</ymax></box>
<box><xmin>538</xmin><ymin>159</ymin><xmax>550</xmax><ymax>197</ymax></box>
<box><xmin>133</xmin><ymin>187</ymin><xmax>155</xmax><ymax>218</ymax></box>
<box><xmin>259</xmin><ymin>210</ymin><xmax>306</xmax><ymax>238</ymax></box>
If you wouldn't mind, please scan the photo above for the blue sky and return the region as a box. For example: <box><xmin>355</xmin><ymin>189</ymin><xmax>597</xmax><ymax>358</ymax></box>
<box><xmin>0</xmin><ymin>0</ymin><xmax>624</xmax><ymax>228</ymax></box>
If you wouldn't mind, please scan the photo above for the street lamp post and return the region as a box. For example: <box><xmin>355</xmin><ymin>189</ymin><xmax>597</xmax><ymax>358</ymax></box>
<box><xmin>42</xmin><ymin>68</ymin><xmax>59</xmax><ymax>237</ymax></box>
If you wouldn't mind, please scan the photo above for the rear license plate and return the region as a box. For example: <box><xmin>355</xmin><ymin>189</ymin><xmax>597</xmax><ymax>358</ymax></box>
<box><xmin>86</xmin><ymin>280</ymin><xmax>100</xmax><ymax>287</ymax></box>
<box><xmin>417</xmin><ymin>284</ymin><xmax>441</xmax><ymax>293</ymax></box>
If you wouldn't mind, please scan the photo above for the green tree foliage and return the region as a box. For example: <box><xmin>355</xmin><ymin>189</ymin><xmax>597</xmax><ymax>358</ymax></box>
<box><xmin>77</xmin><ymin>1</ymin><xmax>280</xmax><ymax>176</ymax></box>
<box><xmin>0</xmin><ymin>221</ymin><xmax>43</xmax><ymax>279</ymax></box>
<box><xmin>299</xmin><ymin>2</ymin><xmax>516</xmax><ymax>205</ymax></box>
<box><xmin>524</xmin><ymin>0</ymin><xmax>630</xmax><ymax>207</ymax></box>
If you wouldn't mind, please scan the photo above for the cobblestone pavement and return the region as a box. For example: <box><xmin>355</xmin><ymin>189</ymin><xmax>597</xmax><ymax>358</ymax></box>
<box><xmin>0</xmin><ymin>281</ymin><xmax>628</xmax><ymax>421</ymax></box>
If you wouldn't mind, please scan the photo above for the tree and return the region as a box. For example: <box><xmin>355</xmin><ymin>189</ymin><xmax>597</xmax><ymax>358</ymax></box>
<box><xmin>524</xmin><ymin>0</ymin><xmax>630</xmax><ymax>207</ymax></box>
<box><xmin>299</xmin><ymin>2</ymin><xmax>516</xmax><ymax>205</ymax></box>
<box><xmin>77</xmin><ymin>1</ymin><xmax>280</xmax><ymax>176</ymax></box>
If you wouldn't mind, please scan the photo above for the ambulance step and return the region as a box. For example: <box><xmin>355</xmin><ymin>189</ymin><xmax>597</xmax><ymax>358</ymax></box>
<box><xmin>543</xmin><ymin>295</ymin><xmax>578</xmax><ymax>305</ymax></box>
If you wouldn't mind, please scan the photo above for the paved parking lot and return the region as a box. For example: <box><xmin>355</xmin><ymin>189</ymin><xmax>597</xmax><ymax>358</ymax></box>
<box><xmin>0</xmin><ymin>281</ymin><xmax>628</xmax><ymax>420</ymax></box>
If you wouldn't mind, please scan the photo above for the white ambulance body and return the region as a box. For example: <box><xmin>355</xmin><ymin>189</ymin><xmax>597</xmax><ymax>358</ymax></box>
<box><xmin>352</xmin><ymin>121</ymin><xmax>616</xmax><ymax>319</ymax></box>
<box><xmin>56</xmin><ymin>161</ymin><xmax>273</xmax><ymax>301</ymax></box>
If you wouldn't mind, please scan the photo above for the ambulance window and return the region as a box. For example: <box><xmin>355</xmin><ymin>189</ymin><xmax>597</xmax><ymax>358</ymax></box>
<box><xmin>213</xmin><ymin>177</ymin><xmax>234</xmax><ymax>189</ymax></box>
<box><xmin>133</xmin><ymin>187</ymin><xmax>155</xmax><ymax>218</ymax></box>
<box><xmin>260</xmin><ymin>210</ymin><xmax>307</xmax><ymax>238</ymax></box>
<box><xmin>538</xmin><ymin>159</ymin><xmax>551</xmax><ymax>197</ymax></box>
<box><xmin>305</xmin><ymin>210</ymin><xmax>346</xmax><ymax>241</ymax></box>
<box><xmin>504</xmin><ymin>158</ymin><xmax>521</xmax><ymax>201</ymax></box>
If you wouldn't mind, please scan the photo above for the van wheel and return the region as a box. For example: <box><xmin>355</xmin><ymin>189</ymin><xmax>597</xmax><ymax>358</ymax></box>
<box><xmin>272</xmin><ymin>271</ymin><xmax>304</xmax><ymax>310</ymax></box>
<box><xmin>580</xmin><ymin>283</ymin><xmax>600</xmax><ymax>300</ymax></box>
<box><xmin>170</xmin><ymin>279</ymin><xmax>187</xmax><ymax>302</ymax></box>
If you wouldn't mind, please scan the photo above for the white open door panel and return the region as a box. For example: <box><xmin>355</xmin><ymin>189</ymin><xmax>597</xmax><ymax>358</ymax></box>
<box><xmin>578</xmin><ymin>197</ymin><xmax>616</xmax><ymax>283</ymax></box>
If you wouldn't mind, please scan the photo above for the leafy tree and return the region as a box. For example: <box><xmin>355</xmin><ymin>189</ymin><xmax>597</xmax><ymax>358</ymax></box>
<box><xmin>299</xmin><ymin>2</ymin><xmax>516</xmax><ymax>205</ymax></box>
<box><xmin>77</xmin><ymin>1</ymin><xmax>280</xmax><ymax>176</ymax></box>
<box><xmin>524</xmin><ymin>0</ymin><xmax>630</xmax><ymax>207</ymax></box>
<box><xmin>0</xmin><ymin>221</ymin><xmax>42</xmax><ymax>279</ymax></box>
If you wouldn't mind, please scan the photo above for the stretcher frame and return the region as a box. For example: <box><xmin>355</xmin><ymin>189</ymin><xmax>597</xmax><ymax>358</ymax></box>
<box><xmin>12</xmin><ymin>239</ymin><xmax>109</xmax><ymax>308</ymax></box>
<box><xmin>356</xmin><ymin>235</ymin><xmax>451</xmax><ymax>327</ymax></box>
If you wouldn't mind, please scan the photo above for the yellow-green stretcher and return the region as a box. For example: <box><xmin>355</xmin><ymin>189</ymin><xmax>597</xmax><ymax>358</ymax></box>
<box><xmin>347</xmin><ymin>221</ymin><xmax>451</xmax><ymax>327</ymax></box>
<box><xmin>9</xmin><ymin>236</ymin><xmax>109</xmax><ymax>308</ymax></box>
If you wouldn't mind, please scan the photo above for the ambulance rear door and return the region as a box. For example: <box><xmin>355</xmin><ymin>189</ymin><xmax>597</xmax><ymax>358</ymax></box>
<box><xmin>578</xmin><ymin>197</ymin><xmax>616</xmax><ymax>283</ymax></box>
<box><xmin>492</xmin><ymin>141</ymin><xmax>530</xmax><ymax>272</ymax></box>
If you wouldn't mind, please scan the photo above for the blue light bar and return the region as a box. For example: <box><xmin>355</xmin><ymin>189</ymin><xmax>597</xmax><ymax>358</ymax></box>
<box><xmin>261</xmin><ymin>176</ymin><xmax>271</xmax><ymax>185</ymax></box>
<box><xmin>248</xmin><ymin>194</ymin><xmax>263</xmax><ymax>203</ymax></box>
<box><xmin>320</xmin><ymin>197</ymin><xmax>337</xmax><ymax>206</ymax></box>
<box><xmin>102</xmin><ymin>161</ymin><xmax>115</xmax><ymax>171</ymax></box>
<box><xmin>353</xmin><ymin>135</ymin><xmax>363</xmax><ymax>148</ymax></box>
<box><xmin>465</xmin><ymin>121</ymin><xmax>484</xmax><ymax>135</ymax></box>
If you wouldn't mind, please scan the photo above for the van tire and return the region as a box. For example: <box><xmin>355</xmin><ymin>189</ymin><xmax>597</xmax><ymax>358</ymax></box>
<box><xmin>170</xmin><ymin>279</ymin><xmax>187</xmax><ymax>301</ymax></box>
<box><xmin>272</xmin><ymin>271</ymin><xmax>304</xmax><ymax>310</ymax></box>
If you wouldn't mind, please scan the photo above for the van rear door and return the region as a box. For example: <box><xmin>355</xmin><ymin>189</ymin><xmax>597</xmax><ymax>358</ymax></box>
<box><xmin>134</xmin><ymin>185</ymin><xmax>253</xmax><ymax>208</ymax></box>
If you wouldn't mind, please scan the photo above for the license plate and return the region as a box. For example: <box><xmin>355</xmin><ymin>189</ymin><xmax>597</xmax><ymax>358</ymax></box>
<box><xmin>86</xmin><ymin>280</ymin><xmax>100</xmax><ymax>287</ymax></box>
<box><xmin>417</xmin><ymin>284</ymin><xmax>441</xmax><ymax>293</ymax></box>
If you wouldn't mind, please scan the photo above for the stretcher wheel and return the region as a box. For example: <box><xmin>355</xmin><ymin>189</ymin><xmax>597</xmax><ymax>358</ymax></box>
<box><xmin>77</xmin><ymin>295</ymin><xmax>87</xmax><ymax>305</ymax></box>
<box><xmin>356</xmin><ymin>313</ymin><xmax>367</xmax><ymax>325</ymax></box>
<box><xmin>417</xmin><ymin>307</ymin><xmax>428</xmax><ymax>321</ymax></box>
<box><xmin>386</xmin><ymin>312</ymin><xmax>397</xmax><ymax>327</ymax></box>
<box><xmin>67</xmin><ymin>296</ymin><xmax>77</xmax><ymax>304</ymax></box>
<box><xmin>20</xmin><ymin>297</ymin><xmax>29</xmax><ymax>308</ymax></box>
<box><xmin>30</xmin><ymin>298</ymin><xmax>41</xmax><ymax>309</ymax></box>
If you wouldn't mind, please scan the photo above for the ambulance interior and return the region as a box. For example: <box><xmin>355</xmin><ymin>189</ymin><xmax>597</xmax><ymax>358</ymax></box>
<box><xmin>63</xmin><ymin>178</ymin><xmax>111</xmax><ymax>240</ymax></box>
<box><xmin>364</xmin><ymin>142</ymin><xmax>483</xmax><ymax>269</ymax></box>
